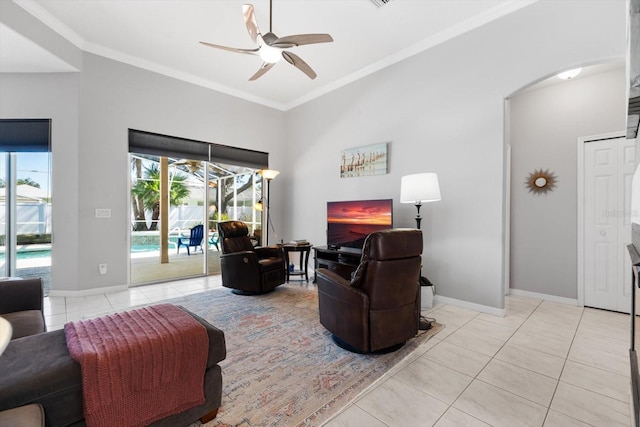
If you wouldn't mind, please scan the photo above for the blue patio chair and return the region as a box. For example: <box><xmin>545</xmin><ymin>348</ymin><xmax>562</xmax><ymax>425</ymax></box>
<box><xmin>177</xmin><ymin>224</ymin><xmax>204</xmax><ymax>255</ymax></box>
<box><xmin>209</xmin><ymin>232</ymin><xmax>220</xmax><ymax>250</ymax></box>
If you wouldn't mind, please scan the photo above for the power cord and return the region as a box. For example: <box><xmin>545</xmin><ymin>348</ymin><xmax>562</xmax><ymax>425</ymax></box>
<box><xmin>419</xmin><ymin>276</ymin><xmax>436</xmax><ymax>331</ymax></box>
<box><xmin>419</xmin><ymin>314</ymin><xmax>435</xmax><ymax>331</ymax></box>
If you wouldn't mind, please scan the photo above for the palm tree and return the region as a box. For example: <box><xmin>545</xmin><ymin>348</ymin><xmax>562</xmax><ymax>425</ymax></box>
<box><xmin>131</xmin><ymin>157</ymin><xmax>147</xmax><ymax>231</ymax></box>
<box><xmin>131</xmin><ymin>163</ymin><xmax>190</xmax><ymax>231</ymax></box>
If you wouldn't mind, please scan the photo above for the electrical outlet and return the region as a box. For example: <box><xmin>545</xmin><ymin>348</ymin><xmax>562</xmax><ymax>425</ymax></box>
<box><xmin>95</xmin><ymin>208</ymin><xmax>111</xmax><ymax>218</ymax></box>
<box><xmin>99</xmin><ymin>264</ymin><xmax>107</xmax><ymax>275</ymax></box>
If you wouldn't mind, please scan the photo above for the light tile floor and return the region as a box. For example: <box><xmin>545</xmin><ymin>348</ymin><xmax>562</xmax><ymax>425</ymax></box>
<box><xmin>326</xmin><ymin>295</ymin><xmax>636</xmax><ymax>427</ymax></box>
<box><xmin>44</xmin><ymin>278</ymin><xmax>635</xmax><ymax>427</ymax></box>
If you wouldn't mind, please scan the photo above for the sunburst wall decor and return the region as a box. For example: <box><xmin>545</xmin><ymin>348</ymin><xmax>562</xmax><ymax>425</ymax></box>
<box><xmin>526</xmin><ymin>168</ymin><xmax>557</xmax><ymax>195</ymax></box>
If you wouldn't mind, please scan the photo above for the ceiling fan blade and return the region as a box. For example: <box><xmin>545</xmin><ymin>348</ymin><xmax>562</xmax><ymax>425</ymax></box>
<box><xmin>282</xmin><ymin>51</ymin><xmax>317</xmax><ymax>80</ymax></box>
<box><xmin>242</xmin><ymin>4</ymin><xmax>260</xmax><ymax>45</ymax></box>
<box><xmin>249</xmin><ymin>62</ymin><xmax>276</xmax><ymax>81</ymax></box>
<box><xmin>272</xmin><ymin>34</ymin><xmax>333</xmax><ymax>48</ymax></box>
<box><xmin>199</xmin><ymin>41</ymin><xmax>258</xmax><ymax>55</ymax></box>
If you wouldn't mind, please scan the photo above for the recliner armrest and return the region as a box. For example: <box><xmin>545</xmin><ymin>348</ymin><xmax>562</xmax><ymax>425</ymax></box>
<box><xmin>315</xmin><ymin>269</ymin><xmax>368</xmax><ymax>309</ymax></box>
<box><xmin>254</xmin><ymin>246</ymin><xmax>283</xmax><ymax>260</ymax></box>
<box><xmin>0</xmin><ymin>279</ymin><xmax>43</xmax><ymax>315</ymax></box>
<box><xmin>220</xmin><ymin>251</ymin><xmax>260</xmax><ymax>263</ymax></box>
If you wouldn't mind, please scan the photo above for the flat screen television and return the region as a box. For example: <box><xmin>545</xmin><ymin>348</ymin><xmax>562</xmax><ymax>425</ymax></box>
<box><xmin>327</xmin><ymin>199</ymin><xmax>393</xmax><ymax>250</ymax></box>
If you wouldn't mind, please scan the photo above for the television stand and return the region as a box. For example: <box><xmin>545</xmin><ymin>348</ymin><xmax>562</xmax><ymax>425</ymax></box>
<box><xmin>313</xmin><ymin>246</ymin><xmax>361</xmax><ymax>282</ymax></box>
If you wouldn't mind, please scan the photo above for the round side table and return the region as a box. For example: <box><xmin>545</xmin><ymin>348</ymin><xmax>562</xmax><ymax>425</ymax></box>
<box><xmin>283</xmin><ymin>244</ymin><xmax>313</xmax><ymax>282</ymax></box>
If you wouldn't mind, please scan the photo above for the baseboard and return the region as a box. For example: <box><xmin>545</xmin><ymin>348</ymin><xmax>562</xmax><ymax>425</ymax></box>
<box><xmin>508</xmin><ymin>288</ymin><xmax>579</xmax><ymax>306</ymax></box>
<box><xmin>433</xmin><ymin>295</ymin><xmax>506</xmax><ymax>317</ymax></box>
<box><xmin>48</xmin><ymin>284</ymin><xmax>129</xmax><ymax>298</ymax></box>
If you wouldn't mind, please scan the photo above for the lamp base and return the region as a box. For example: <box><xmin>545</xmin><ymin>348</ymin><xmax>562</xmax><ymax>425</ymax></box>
<box><xmin>414</xmin><ymin>202</ymin><xmax>422</xmax><ymax>230</ymax></box>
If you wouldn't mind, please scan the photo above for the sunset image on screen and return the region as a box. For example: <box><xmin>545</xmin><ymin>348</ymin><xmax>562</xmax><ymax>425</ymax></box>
<box><xmin>327</xmin><ymin>199</ymin><xmax>393</xmax><ymax>248</ymax></box>
<box><xmin>327</xmin><ymin>200</ymin><xmax>392</xmax><ymax>225</ymax></box>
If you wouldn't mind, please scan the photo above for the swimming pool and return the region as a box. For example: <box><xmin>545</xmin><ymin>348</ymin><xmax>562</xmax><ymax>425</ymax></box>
<box><xmin>6</xmin><ymin>244</ymin><xmax>164</xmax><ymax>261</ymax></box>
<box><xmin>16</xmin><ymin>250</ymin><xmax>50</xmax><ymax>260</ymax></box>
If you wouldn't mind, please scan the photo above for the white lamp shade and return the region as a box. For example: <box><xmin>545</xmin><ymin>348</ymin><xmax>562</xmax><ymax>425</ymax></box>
<box><xmin>400</xmin><ymin>173</ymin><xmax>441</xmax><ymax>204</ymax></box>
<box><xmin>260</xmin><ymin>169</ymin><xmax>280</xmax><ymax>180</ymax></box>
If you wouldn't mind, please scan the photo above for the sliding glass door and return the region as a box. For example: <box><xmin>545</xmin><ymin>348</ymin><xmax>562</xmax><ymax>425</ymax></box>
<box><xmin>0</xmin><ymin>152</ymin><xmax>52</xmax><ymax>288</ymax></box>
<box><xmin>128</xmin><ymin>129</ymin><xmax>268</xmax><ymax>286</ymax></box>
<box><xmin>129</xmin><ymin>154</ymin><xmax>262</xmax><ymax>285</ymax></box>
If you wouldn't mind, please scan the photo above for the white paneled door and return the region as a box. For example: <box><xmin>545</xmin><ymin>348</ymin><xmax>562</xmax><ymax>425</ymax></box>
<box><xmin>583</xmin><ymin>136</ymin><xmax>635</xmax><ymax>312</ymax></box>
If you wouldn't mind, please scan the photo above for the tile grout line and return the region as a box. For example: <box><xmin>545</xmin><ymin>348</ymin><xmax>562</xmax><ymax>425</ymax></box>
<box><xmin>542</xmin><ymin>307</ymin><xmax>634</xmax><ymax>425</ymax></box>
<box><xmin>440</xmin><ymin>297</ymin><xmax>544</xmax><ymax>426</ymax></box>
<box><xmin>348</xmin><ymin>299</ymin><xmax>548</xmax><ymax>426</ymax></box>
<box><xmin>426</xmin><ymin>309</ymin><xmax>488</xmax><ymax>426</ymax></box>
<box><xmin>350</xmin><ymin>305</ymin><xmax>482</xmax><ymax>426</ymax></box>
<box><xmin>539</xmin><ymin>305</ymin><xmax>587</xmax><ymax>427</ymax></box>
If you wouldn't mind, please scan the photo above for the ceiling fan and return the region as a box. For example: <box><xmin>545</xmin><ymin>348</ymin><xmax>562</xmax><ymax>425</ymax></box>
<box><xmin>199</xmin><ymin>0</ymin><xmax>333</xmax><ymax>81</ymax></box>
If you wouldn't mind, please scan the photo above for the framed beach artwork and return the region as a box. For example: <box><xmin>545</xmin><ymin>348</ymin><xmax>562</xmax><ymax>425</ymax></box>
<box><xmin>340</xmin><ymin>142</ymin><xmax>388</xmax><ymax>178</ymax></box>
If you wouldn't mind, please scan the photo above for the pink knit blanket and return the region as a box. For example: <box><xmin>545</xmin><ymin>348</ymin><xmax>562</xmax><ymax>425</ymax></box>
<box><xmin>64</xmin><ymin>303</ymin><xmax>209</xmax><ymax>427</ymax></box>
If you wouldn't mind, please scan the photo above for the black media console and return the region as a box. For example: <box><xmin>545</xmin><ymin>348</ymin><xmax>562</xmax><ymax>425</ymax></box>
<box><xmin>313</xmin><ymin>246</ymin><xmax>362</xmax><ymax>282</ymax></box>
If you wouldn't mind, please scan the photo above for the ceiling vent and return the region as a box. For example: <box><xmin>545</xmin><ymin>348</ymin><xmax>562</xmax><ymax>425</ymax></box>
<box><xmin>370</xmin><ymin>0</ymin><xmax>392</xmax><ymax>7</ymax></box>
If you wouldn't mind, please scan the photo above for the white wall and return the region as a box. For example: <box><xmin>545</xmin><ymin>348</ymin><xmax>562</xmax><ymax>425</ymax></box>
<box><xmin>509</xmin><ymin>66</ymin><xmax>626</xmax><ymax>299</ymax></box>
<box><xmin>283</xmin><ymin>0</ymin><xmax>626</xmax><ymax>310</ymax></box>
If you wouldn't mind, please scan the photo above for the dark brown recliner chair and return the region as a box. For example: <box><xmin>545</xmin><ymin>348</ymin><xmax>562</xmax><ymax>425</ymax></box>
<box><xmin>316</xmin><ymin>228</ymin><xmax>423</xmax><ymax>353</ymax></box>
<box><xmin>0</xmin><ymin>278</ymin><xmax>46</xmax><ymax>340</ymax></box>
<box><xmin>218</xmin><ymin>221</ymin><xmax>285</xmax><ymax>295</ymax></box>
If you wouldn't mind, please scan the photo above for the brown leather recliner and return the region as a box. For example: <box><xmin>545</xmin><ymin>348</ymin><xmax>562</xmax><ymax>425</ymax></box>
<box><xmin>218</xmin><ymin>221</ymin><xmax>285</xmax><ymax>295</ymax></box>
<box><xmin>316</xmin><ymin>228</ymin><xmax>423</xmax><ymax>353</ymax></box>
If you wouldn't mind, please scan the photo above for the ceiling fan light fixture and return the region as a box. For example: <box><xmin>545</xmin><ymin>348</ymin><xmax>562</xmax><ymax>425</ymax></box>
<box><xmin>259</xmin><ymin>44</ymin><xmax>282</xmax><ymax>63</ymax></box>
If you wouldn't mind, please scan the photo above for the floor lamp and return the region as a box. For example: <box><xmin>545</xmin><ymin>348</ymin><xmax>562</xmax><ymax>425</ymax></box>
<box><xmin>258</xmin><ymin>169</ymin><xmax>279</xmax><ymax>246</ymax></box>
<box><xmin>400</xmin><ymin>172</ymin><xmax>441</xmax><ymax>330</ymax></box>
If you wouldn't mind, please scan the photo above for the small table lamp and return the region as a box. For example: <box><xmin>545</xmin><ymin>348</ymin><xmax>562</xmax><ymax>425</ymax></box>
<box><xmin>400</xmin><ymin>173</ymin><xmax>441</xmax><ymax>229</ymax></box>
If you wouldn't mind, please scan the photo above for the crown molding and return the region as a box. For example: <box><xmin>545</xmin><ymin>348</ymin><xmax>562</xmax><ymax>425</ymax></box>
<box><xmin>84</xmin><ymin>42</ymin><xmax>287</xmax><ymax>110</ymax></box>
<box><xmin>14</xmin><ymin>0</ymin><xmax>85</xmax><ymax>48</ymax></box>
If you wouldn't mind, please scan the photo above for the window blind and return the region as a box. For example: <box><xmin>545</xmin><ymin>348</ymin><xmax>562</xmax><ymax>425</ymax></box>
<box><xmin>0</xmin><ymin>119</ymin><xmax>51</xmax><ymax>152</ymax></box>
<box><xmin>128</xmin><ymin>129</ymin><xmax>269</xmax><ymax>169</ymax></box>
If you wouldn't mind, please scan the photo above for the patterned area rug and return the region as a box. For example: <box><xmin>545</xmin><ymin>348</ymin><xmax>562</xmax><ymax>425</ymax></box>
<box><xmin>170</xmin><ymin>283</ymin><xmax>441</xmax><ymax>427</ymax></box>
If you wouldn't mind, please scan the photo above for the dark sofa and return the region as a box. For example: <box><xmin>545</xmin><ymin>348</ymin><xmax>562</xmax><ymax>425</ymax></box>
<box><xmin>0</xmin><ymin>306</ymin><xmax>226</xmax><ymax>427</ymax></box>
<box><xmin>0</xmin><ymin>278</ymin><xmax>46</xmax><ymax>339</ymax></box>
